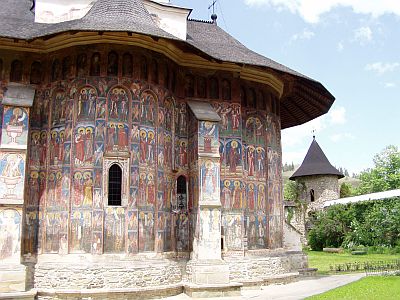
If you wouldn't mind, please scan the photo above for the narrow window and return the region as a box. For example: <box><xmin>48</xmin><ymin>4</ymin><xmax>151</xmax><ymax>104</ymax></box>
<box><xmin>210</xmin><ymin>77</ymin><xmax>219</xmax><ymax>99</ymax></box>
<box><xmin>108</xmin><ymin>164</ymin><xmax>122</xmax><ymax>206</ymax></box>
<box><xmin>151</xmin><ymin>59</ymin><xmax>158</xmax><ymax>84</ymax></box>
<box><xmin>310</xmin><ymin>189</ymin><xmax>315</xmax><ymax>202</ymax></box>
<box><xmin>122</xmin><ymin>53</ymin><xmax>133</xmax><ymax>77</ymax></box>
<box><xmin>140</xmin><ymin>55</ymin><xmax>148</xmax><ymax>80</ymax></box>
<box><xmin>177</xmin><ymin>175</ymin><xmax>187</xmax><ymax>210</ymax></box>
<box><xmin>10</xmin><ymin>60</ymin><xmax>23</xmax><ymax>82</ymax></box>
<box><xmin>30</xmin><ymin>61</ymin><xmax>42</xmax><ymax>84</ymax></box>
<box><xmin>184</xmin><ymin>75</ymin><xmax>194</xmax><ymax>98</ymax></box>
<box><xmin>107</xmin><ymin>51</ymin><xmax>118</xmax><ymax>76</ymax></box>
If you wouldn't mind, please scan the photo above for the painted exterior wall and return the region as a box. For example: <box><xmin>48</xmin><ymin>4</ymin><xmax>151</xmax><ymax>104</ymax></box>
<box><xmin>0</xmin><ymin>44</ymin><xmax>283</xmax><ymax>259</ymax></box>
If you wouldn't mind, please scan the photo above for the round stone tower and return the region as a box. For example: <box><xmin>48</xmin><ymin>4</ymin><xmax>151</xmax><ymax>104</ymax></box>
<box><xmin>288</xmin><ymin>137</ymin><xmax>344</xmax><ymax>243</ymax></box>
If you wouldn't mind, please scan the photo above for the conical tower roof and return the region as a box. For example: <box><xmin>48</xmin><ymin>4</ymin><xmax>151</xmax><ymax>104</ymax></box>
<box><xmin>289</xmin><ymin>138</ymin><xmax>344</xmax><ymax>180</ymax></box>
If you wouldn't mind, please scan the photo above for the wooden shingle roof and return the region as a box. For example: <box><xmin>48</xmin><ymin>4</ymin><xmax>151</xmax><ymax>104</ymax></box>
<box><xmin>290</xmin><ymin>138</ymin><xmax>344</xmax><ymax>180</ymax></box>
<box><xmin>0</xmin><ymin>0</ymin><xmax>335</xmax><ymax>129</ymax></box>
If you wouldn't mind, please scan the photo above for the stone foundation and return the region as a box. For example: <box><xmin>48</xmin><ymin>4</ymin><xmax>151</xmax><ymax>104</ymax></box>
<box><xmin>18</xmin><ymin>250</ymin><xmax>308</xmax><ymax>299</ymax></box>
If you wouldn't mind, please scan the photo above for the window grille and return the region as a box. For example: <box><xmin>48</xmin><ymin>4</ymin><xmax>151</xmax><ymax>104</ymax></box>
<box><xmin>108</xmin><ymin>164</ymin><xmax>122</xmax><ymax>206</ymax></box>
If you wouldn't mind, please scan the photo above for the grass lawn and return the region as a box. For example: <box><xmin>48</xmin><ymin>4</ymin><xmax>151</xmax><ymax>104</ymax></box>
<box><xmin>306</xmin><ymin>276</ymin><xmax>400</xmax><ymax>300</ymax></box>
<box><xmin>306</xmin><ymin>251</ymin><xmax>400</xmax><ymax>274</ymax></box>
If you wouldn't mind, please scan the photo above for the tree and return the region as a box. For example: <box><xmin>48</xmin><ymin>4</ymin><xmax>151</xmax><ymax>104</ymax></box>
<box><xmin>356</xmin><ymin>145</ymin><xmax>400</xmax><ymax>195</ymax></box>
<box><xmin>340</xmin><ymin>182</ymin><xmax>353</xmax><ymax>198</ymax></box>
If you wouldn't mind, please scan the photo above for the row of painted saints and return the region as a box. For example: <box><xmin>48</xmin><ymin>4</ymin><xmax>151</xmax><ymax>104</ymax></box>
<box><xmin>22</xmin><ymin>79</ymin><xmax>282</xmax><ymax>253</ymax></box>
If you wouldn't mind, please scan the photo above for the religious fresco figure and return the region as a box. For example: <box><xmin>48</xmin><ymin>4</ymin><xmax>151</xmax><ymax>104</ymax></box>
<box><xmin>247</xmin><ymin>183</ymin><xmax>255</xmax><ymax>210</ymax></box>
<box><xmin>0</xmin><ymin>153</ymin><xmax>25</xmax><ymax>201</ymax></box>
<box><xmin>77</xmin><ymin>86</ymin><xmax>97</xmax><ymax>121</ymax></box>
<box><xmin>257</xmin><ymin>184</ymin><xmax>266</xmax><ymax>212</ymax></box>
<box><xmin>146</xmin><ymin>174</ymin><xmax>155</xmax><ymax>206</ymax></box>
<box><xmin>70</xmin><ymin>210</ymin><xmax>91</xmax><ymax>253</ymax></box>
<box><xmin>246</xmin><ymin>145</ymin><xmax>255</xmax><ymax>176</ymax></box>
<box><xmin>227</xmin><ymin>140</ymin><xmax>241</xmax><ymax>174</ymax></box>
<box><xmin>82</xmin><ymin>172</ymin><xmax>93</xmax><ymax>207</ymax></box>
<box><xmin>0</xmin><ymin>209</ymin><xmax>21</xmax><ymax>260</ymax></box>
<box><xmin>232</xmin><ymin>181</ymin><xmax>242</xmax><ymax>209</ymax></box>
<box><xmin>2</xmin><ymin>107</ymin><xmax>29</xmax><ymax>149</ymax></box>
<box><xmin>108</xmin><ymin>87</ymin><xmax>129</xmax><ymax>122</ymax></box>
<box><xmin>140</xmin><ymin>90</ymin><xmax>156</xmax><ymax>126</ymax></box>
<box><xmin>201</xmin><ymin>160</ymin><xmax>218</xmax><ymax>201</ymax></box>
<box><xmin>139</xmin><ymin>211</ymin><xmax>154</xmax><ymax>252</ymax></box>
<box><xmin>221</xmin><ymin>180</ymin><xmax>232</xmax><ymax>209</ymax></box>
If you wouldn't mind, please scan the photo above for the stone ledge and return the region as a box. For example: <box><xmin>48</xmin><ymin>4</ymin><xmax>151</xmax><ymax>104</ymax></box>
<box><xmin>262</xmin><ymin>272</ymin><xmax>299</xmax><ymax>286</ymax></box>
<box><xmin>0</xmin><ymin>289</ymin><xmax>36</xmax><ymax>300</ymax></box>
<box><xmin>184</xmin><ymin>283</ymin><xmax>242</xmax><ymax>298</ymax></box>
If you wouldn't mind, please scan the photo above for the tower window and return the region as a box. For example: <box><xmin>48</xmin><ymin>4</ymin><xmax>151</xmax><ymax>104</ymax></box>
<box><xmin>108</xmin><ymin>164</ymin><xmax>122</xmax><ymax>206</ymax></box>
<box><xmin>310</xmin><ymin>189</ymin><xmax>315</xmax><ymax>202</ymax></box>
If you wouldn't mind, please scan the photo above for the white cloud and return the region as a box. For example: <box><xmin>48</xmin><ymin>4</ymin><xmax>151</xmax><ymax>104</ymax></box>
<box><xmin>365</xmin><ymin>62</ymin><xmax>400</xmax><ymax>75</ymax></box>
<box><xmin>290</xmin><ymin>28</ymin><xmax>315</xmax><ymax>42</ymax></box>
<box><xmin>384</xmin><ymin>82</ymin><xmax>396</xmax><ymax>88</ymax></box>
<box><xmin>243</xmin><ymin>0</ymin><xmax>400</xmax><ymax>23</ymax></box>
<box><xmin>353</xmin><ymin>26</ymin><xmax>373</xmax><ymax>44</ymax></box>
<box><xmin>337</xmin><ymin>41</ymin><xmax>344</xmax><ymax>52</ymax></box>
<box><xmin>329</xmin><ymin>106</ymin><xmax>346</xmax><ymax>125</ymax></box>
<box><xmin>330</xmin><ymin>132</ymin><xmax>354</xmax><ymax>142</ymax></box>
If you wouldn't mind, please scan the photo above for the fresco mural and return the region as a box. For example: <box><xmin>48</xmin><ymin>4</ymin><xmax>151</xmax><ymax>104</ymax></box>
<box><xmin>0</xmin><ymin>208</ymin><xmax>21</xmax><ymax>261</ymax></box>
<box><xmin>1</xmin><ymin>106</ymin><xmax>29</xmax><ymax>149</ymax></box>
<box><xmin>16</xmin><ymin>62</ymin><xmax>283</xmax><ymax>256</ymax></box>
<box><xmin>0</xmin><ymin>152</ymin><xmax>26</xmax><ymax>204</ymax></box>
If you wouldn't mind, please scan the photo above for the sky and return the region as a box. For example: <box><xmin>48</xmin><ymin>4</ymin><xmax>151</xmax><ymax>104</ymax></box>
<box><xmin>173</xmin><ymin>0</ymin><xmax>400</xmax><ymax>175</ymax></box>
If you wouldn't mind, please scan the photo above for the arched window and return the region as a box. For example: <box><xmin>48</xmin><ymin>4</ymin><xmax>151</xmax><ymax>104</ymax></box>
<box><xmin>62</xmin><ymin>56</ymin><xmax>71</xmax><ymax>79</ymax></box>
<box><xmin>210</xmin><ymin>77</ymin><xmax>219</xmax><ymax>99</ymax></box>
<box><xmin>122</xmin><ymin>53</ymin><xmax>133</xmax><ymax>77</ymax></box>
<box><xmin>140</xmin><ymin>55</ymin><xmax>148</xmax><ymax>80</ymax></box>
<box><xmin>222</xmin><ymin>79</ymin><xmax>231</xmax><ymax>100</ymax></box>
<box><xmin>176</xmin><ymin>175</ymin><xmax>187</xmax><ymax>210</ymax></box>
<box><xmin>10</xmin><ymin>59</ymin><xmax>23</xmax><ymax>82</ymax></box>
<box><xmin>108</xmin><ymin>164</ymin><xmax>122</xmax><ymax>206</ymax></box>
<box><xmin>310</xmin><ymin>189</ymin><xmax>315</xmax><ymax>202</ymax></box>
<box><xmin>151</xmin><ymin>59</ymin><xmax>158</xmax><ymax>84</ymax></box>
<box><xmin>90</xmin><ymin>52</ymin><xmax>101</xmax><ymax>76</ymax></box>
<box><xmin>107</xmin><ymin>51</ymin><xmax>118</xmax><ymax>76</ymax></box>
<box><xmin>30</xmin><ymin>61</ymin><xmax>42</xmax><ymax>84</ymax></box>
<box><xmin>184</xmin><ymin>75</ymin><xmax>194</xmax><ymax>97</ymax></box>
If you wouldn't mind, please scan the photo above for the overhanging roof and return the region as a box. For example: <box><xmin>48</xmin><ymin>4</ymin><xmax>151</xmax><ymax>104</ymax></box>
<box><xmin>0</xmin><ymin>0</ymin><xmax>335</xmax><ymax>129</ymax></box>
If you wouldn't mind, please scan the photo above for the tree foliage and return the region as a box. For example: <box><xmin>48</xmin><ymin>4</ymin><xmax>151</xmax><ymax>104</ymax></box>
<box><xmin>340</xmin><ymin>182</ymin><xmax>353</xmax><ymax>198</ymax></box>
<box><xmin>307</xmin><ymin>198</ymin><xmax>400</xmax><ymax>251</ymax></box>
<box><xmin>356</xmin><ymin>145</ymin><xmax>400</xmax><ymax>195</ymax></box>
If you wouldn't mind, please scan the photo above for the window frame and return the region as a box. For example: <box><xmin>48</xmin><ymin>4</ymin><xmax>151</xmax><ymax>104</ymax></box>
<box><xmin>103</xmin><ymin>156</ymin><xmax>130</xmax><ymax>207</ymax></box>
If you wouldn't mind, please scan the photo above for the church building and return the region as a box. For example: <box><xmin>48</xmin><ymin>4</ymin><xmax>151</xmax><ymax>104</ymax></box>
<box><xmin>0</xmin><ymin>0</ymin><xmax>335</xmax><ymax>298</ymax></box>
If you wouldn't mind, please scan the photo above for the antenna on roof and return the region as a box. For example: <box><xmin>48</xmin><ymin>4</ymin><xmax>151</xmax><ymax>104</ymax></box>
<box><xmin>312</xmin><ymin>129</ymin><xmax>316</xmax><ymax>140</ymax></box>
<box><xmin>208</xmin><ymin>0</ymin><xmax>218</xmax><ymax>24</ymax></box>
